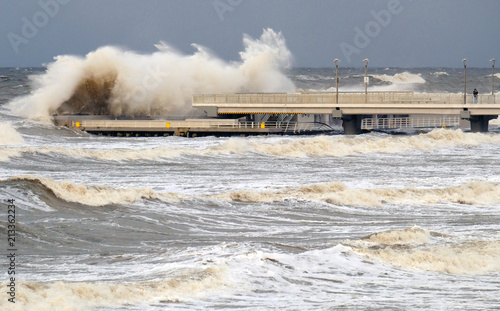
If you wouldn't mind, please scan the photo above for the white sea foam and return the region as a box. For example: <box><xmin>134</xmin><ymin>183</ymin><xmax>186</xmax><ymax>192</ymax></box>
<box><xmin>296</xmin><ymin>74</ymin><xmax>318</xmax><ymax>81</ymax></box>
<box><xmin>9</xmin><ymin>174</ymin><xmax>500</xmax><ymax>207</ymax></box>
<box><xmin>216</xmin><ymin>180</ymin><xmax>500</xmax><ymax>206</ymax></box>
<box><xmin>0</xmin><ymin>266</ymin><xmax>226</xmax><ymax>311</ymax></box>
<box><xmin>0</xmin><ymin>122</ymin><xmax>24</xmax><ymax>145</ymax></box>
<box><xmin>7</xmin><ymin>175</ymin><xmax>186</xmax><ymax>206</ymax></box>
<box><xmin>371</xmin><ymin>71</ymin><xmax>426</xmax><ymax>84</ymax></box>
<box><xmin>8</xmin><ymin>29</ymin><xmax>295</xmax><ymax>120</ymax></box>
<box><xmin>430</xmin><ymin>71</ymin><xmax>449</xmax><ymax>77</ymax></box>
<box><xmin>351</xmin><ymin>227</ymin><xmax>500</xmax><ymax>274</ymax></box>
<box><xmin>361</xmin><ymin>226</ymin><xmax>432</xmax><ymax>245</ymax></box>
<box><xmin>251</xmin><ymin>129</ymin><xmax>500</xmax><ymax>158</ymax></box>
<box><xmin>2</xmin><ymin>129</ymin><xmax>500</xmax><ymax>163</ymax></box>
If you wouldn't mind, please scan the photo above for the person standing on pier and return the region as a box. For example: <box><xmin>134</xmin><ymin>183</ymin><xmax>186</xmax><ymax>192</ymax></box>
<box><xmin>473</xmin><ymin>88</ymin><xmax>479</xmax><ymax>104</ymax></box>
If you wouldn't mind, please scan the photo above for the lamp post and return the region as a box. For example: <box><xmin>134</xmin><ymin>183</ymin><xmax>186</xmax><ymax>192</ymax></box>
<box><xmin>334</xmin><ymin>59</ymin><xmax>339</xmax><ymax>104</ymax></box>
<box><xmin>363</xmin><ymin>58</ymin><xmax>369</xmax><ymax>103</ymax></box>
<box><xmin>463</xmin><ymin>59</ymin><xmax>467</xmax><ymax>105</ymax></box>
<box><xmin>491</xmin><ymin>58</ymin><xmax>496</xmax><ymax>103</ymax></box>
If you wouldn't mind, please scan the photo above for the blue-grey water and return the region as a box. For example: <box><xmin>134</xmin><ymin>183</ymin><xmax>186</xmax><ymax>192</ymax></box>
<box><xmin>1</xmin><ymin>67</ymin><xmax>500</xmax><ymax>310</ymax></box>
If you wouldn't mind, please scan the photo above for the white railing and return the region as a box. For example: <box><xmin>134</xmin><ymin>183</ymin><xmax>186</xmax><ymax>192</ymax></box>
<box><xmin>361</xmin><ymin>116</ymin><xmax>461</xmax><ymax>130</ymax></box>
<box><xmin>193</xmin><ymin>92</ymin><xmax>415</xmax><ymax>105</ymax></box>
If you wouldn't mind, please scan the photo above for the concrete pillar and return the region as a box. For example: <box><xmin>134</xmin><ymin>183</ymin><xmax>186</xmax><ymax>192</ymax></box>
<box><xmin>469</xmin><ymin>115</ymin><xmax>497</xmax><ymax>133</ymax></box>
<box><xmin>343</xmin><ymin>115</ymin><xmax>363</xmax><ymax>135</ymax></box>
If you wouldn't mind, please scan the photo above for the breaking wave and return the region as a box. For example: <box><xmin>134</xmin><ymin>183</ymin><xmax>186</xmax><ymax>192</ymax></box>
<box><xmin>0</xmin><ymin>122</ymin><xmax>24</xmax><ymax>145</ymax></box>
<box><xmin>0</xmin><ymin>139</ymin><xmax>258</xmax><ymax>162</ymax></box>
<box><xmin>5</xmin><ymin>175</ymin><xmax>500</xmax><ymax>207</ymax></box>
<box><xmin>0</xmin><ymin>266</ymin><xmax>226</xmax><ymax>311</ymax></box>
<box><xmin>8</xmin><ymin>29</ymin><xmax>295</xmax><ymax>120</ymax></box>
<box><xmin>430</xmin><ymin>71</ymin><xmax>449</xmax><ymax>77</ymax></box>
<box><xmin>350</xmin><ymin>227</ymin><xmax>500</xmax><ymax>275</ymax></box>
<box><xmin>371</xmin><ymin>71</ymin><xmax>426</xmax><ymax>84</ymax></box>
<box><xmin>2</xmin><ymin>129</ymin><xmax>500</xmax><ymax>163</ymax></box>
<box><xmin>3</xmin><ymin>176</ymin><xmax>185</xmax><ymax>207</ymax></box>
<box><xmin>249</xmin><ymin>129</ymin><xmax>487</xmax><ymax>157</ymax></box>
<box><xmin>216</xmin><ymin>180</ymin><xmax>500</xmax><ymax>206</ymax></box>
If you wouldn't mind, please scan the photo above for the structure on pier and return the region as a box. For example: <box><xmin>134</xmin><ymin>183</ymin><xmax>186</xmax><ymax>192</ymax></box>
<box><xmin>192</xmin><ymin>92</ymin><xmax>499</xmax><ymax>134</ymax></box>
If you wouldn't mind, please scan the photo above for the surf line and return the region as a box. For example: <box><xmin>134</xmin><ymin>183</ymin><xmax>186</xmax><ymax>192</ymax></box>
<box><xmin>5</xmin><ymin>199</ymin><xmax>16</xmax><ymax>304</ymax></box>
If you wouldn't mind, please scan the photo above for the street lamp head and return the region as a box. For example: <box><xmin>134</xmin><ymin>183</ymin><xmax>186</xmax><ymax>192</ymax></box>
<box><xmin>491</xmin><ymin>59</ymin><xmax>496</xmax><ymax>66</ymax></box>
<box><xmin>363</xmin><ymin>58</ymin><xmax>369</xmax><ymax>63</ymax></box>
<box><xmin>334</xmin><ymin>59</ymin><xmax>339</xmax><ymax>64</ymax></box>
<box><xmin>462</xmin><ymin>58</ymin><xmax>467</xmax><ymax>63</ymax></box>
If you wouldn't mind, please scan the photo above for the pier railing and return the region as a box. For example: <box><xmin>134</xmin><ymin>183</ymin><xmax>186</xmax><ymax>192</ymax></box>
<box><xmin>193</xmin><ymin>92</ymin><xmax>497</xmax><ymax>105</ymax></box>
<box><xmin>77</xmin><ymin>119</ymin><xmax>239</xmax><ymax>129</ymax></box>
<box><xmin>361</xmin><ymin>116</ymin><xmax>460</xmax><ymax>130</ymax></box>
<box><xmin>75</xmin><ymin>119</ymin><xmax>330</xmax><ymax>133</ymax></box>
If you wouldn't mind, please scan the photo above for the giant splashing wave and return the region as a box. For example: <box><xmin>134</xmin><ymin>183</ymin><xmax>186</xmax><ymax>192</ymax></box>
<box><xmin>8</xmin><ymin>29</ymin><xmax>295</xmax><ymax>120</ymax></box>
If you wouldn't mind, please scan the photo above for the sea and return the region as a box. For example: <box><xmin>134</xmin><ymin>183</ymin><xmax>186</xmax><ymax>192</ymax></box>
<box><xmin>1</xmin><ymin>66</ymin><xmax>500</xmax><ymax>311</ymax></box>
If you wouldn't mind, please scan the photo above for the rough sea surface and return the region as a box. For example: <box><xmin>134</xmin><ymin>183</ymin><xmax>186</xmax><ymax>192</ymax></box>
<box><xmin>1</xmin><ymin>67</ymin><xmax>500</xmax><ymax>310</ymax></box>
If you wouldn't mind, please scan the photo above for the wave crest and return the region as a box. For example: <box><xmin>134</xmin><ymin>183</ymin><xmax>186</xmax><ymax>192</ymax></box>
<box><xmin>372</xmin><ymin>72</ymin><xmax>426</xmax><ymax>84</ymax></box>
<box><xmin>351</xmin><ymin>227</ymin><xmax>500</xmax><ymax>274</ymax></box>
<box><xmin>361</xmin><ymin>226</ymin><xmax>431</xmax><ymax>245</ymax></box>
<box><xmin>0</xmin><ymin>266</ymin><xmax>226</xmax><ymax>310</ymax></box>
<box><xmin>218</xmin><ymin>180</ymin><xmax>500</xmax><ymax>206</ymax></box>
<box><xmin>5</xmin><ymin>175</ymin><xmax>500</xmax><ymax>207</ymax></box>
<box><xmin>2</xmin><ymin>129</ymin><xmax>500</xmax><ymax>163</ymax></box>
<box><xmin>5</xmin><ymin>176</ymin><xmax>185</xmax><ymax>207</ymax></box>
<box><xmin>0</xmin><ymin>122</ymin><xmax>24</xmax><ymax>145</ymax></box>
<box><xmin>430</xmin><ymin>71</ymin><xmax>449</xmax><ymax>77</ymax></box>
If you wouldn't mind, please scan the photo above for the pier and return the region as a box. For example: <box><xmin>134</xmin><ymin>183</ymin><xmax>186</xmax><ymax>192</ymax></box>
<box><xmin>54</xmin><ymin>91</ymin><xmax>499</xmax><ymax>136</ymax></box>
<box><xmin>192</xmin><ymin>92</ymin><xmax>499</xmax><ymax>134</ymax></box>
<box><xmin>53</xmin><ymin>116</ymin><xmax>333</xmax><ymax>137</ymax></box>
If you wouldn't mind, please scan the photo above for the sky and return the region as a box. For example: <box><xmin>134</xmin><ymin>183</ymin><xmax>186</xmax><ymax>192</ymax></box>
<box><xmin>1</xmin><ymin>0</ymin><xmax>499</xmax><ymax>68</ymax></box>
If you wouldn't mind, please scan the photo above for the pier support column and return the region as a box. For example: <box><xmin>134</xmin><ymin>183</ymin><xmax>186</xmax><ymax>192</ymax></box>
<box><xmin>469</xmin><ymin>115</ymin><xmax>497</xmax><ymax>133</ymax></box>
<box><xmin>342</xmin><ymin>115</ymin><xmax>363</xmax><ymax>135</ymax></box>
<box><xmin>332</xmin><ymin>110</ymin><xmax>364</xmax><ymax>135</ymax></box>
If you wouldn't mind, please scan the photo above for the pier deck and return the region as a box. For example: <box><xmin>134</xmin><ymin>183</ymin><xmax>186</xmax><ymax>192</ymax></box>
<box><xmin>53</xmin><ymin>116</ymin><xmax>333</xmax><ymax>137</ymax></box>
<box><xmin>53</xmin><ymin>92</ymin><xmax>499</xmax><ymax>136</ymax></box>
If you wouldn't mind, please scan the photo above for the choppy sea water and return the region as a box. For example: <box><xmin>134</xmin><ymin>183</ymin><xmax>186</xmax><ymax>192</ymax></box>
<box><xmin>1</xmin><ymin>67</ymin><xmax>500</xmax><ymax>310</ymax></box>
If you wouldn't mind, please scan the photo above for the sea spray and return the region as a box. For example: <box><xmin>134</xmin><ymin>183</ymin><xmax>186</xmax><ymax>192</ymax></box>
<box><xmin>7</xmin><ymin>56</ymin><xmax>87</xmax><ymax>121</ymax></box>
<box><xmin>8</xmin><ymin>29</ymin><xmax>295</xmax><ymax>120</ymax></box>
